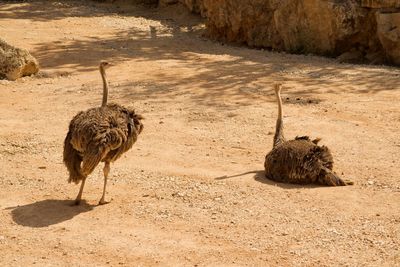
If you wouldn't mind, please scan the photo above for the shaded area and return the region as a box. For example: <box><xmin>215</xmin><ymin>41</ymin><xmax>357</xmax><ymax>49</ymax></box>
<box><xmin>2</xmin><ymin>0</ymin><xmax>399</xmax><ymax>108</ymax></box>
<box><xmin>0</xmin><ymin>0</ymin><xmax>112</xmax><ymax>21</ymax></box>
<box><xmin>41</xmin><ymin>26</ymin><xmax>399</xmax><ymax>108</ymax></box>
<box><xmin>215</xmin><ymin>170</ymin><xmax>329</xmax><ymax>189</ymax></box>
<box><xmin>214</xmin><ymin>170</ymin><xmax>299</xmax><ymax>188</ymax></box>
<box><xmin>215</xmin><ymin>170</ymin><xmax>261</xmax><ymax>180</ymax></box>
<box><xmin>7</xmin><ymin>199</ymin><xmax>94</xmax><ymax>227</ymax></box>
<box><xmin>252</xmin><ymin>170</ymin><xmax>327</xmax><ymax>189</ymax></box>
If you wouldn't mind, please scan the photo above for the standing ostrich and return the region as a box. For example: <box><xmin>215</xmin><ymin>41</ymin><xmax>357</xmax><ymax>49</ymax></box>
<box><xmin>63</xmin><ymin>61</ymin><xmax>144</xmax><ymax>205</ymax></box>
<box><xmin>264</xmin><ymin>84</ymin><xmax>352</xmax><ymax>186</ymax></box>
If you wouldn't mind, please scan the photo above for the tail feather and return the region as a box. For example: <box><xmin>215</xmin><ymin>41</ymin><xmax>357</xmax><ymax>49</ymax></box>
<box><xmin>80</xmin><ymin>145</ymin><xmax>106</xmax><ymax>177</ymax></box>
<box><xmin>63</xmin><ymin>131</ymin><xmax>85</xmax><ymax>184</ymax></box>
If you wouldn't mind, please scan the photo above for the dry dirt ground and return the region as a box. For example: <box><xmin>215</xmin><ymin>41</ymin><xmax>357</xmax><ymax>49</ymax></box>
<box><xmin>0</xmin><ymin>1</ymin><xmax>400</xmax><ymax>266</ymax></box>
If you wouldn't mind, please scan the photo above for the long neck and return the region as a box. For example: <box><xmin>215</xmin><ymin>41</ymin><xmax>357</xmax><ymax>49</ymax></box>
<box><xmin>100</xmin><ymin>67</ymin><xmax>108</xmax><ymax>107</ymax></box>
<box><xmin>273</xmin><ymin>86</ymin><xmax>285</xmax><ymax>147</ymax></box>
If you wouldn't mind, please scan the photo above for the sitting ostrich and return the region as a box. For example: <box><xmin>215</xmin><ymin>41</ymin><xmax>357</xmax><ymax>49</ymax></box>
<box><xmin>264</xmin><ymin>84</ymin><xmax>352</xmax><ymax>186</ymax></box>
<box><xmin>63</xmin><ymin>61</ymin><xmax>144</xmax><ymax>205</ymax></box>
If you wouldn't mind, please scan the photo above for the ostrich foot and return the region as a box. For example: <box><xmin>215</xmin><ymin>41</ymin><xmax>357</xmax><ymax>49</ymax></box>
<box><xmin>98</xmin><ymin>199</ymin><xmax>110</xmax><ymax>205</ymax></box>
<box><xmin>344</xmin><ymin>180</ymin><xmax>354</xmax><ymax>185</ymax></box>
<box><xmin>70</xmin><ymin>199</ymin><xmax>81</xmax><ymax>206</ymax></box>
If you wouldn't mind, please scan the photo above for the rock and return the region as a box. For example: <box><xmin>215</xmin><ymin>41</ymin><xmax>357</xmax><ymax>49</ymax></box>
<box><xmin>273</xmin><ymin>1</ymin><xmax>371</xmax><ymax>55</ymax></box>
<box><xmin>361</xmin><ymin>0</ymin><xmax>400</xmax><ymax>8</ymax></box>
<box><xmin>0</xmin><ymin>38</ymin><xmax>39</xmax><ymax>81</ymax></box>
<box><xmin>113</xmin><ymin>0</ymin><xmax>158</xmax><ymax>4</ymax></box>
<box><xmin>180</xmin><ymin>1</ymin><xmax>374</xmax><ymax>53</ymax></box>
<box><xmin>376</xmin><ymin>12</ymin><xmax>400</xmax><ymax>65</ymax></box>
<box><xmin>337</xmin><ymin>50</ymin><xmax>365</xmax><ymax>64</ymax></box>
<box><xmin>177</xmin><ymin>0</ymin><xmax>400</xmax><ymax>66</ymax></box>
<box><xmin>159</xmin><ymin>0</ymin><xmax>179</xmax><ymax>7</ymax></box>
<box><xmin>365</xmin><ymin>50</ymin><xmax>385</xmax><ymax>64</ymax></box>
<box><xmin>172</xmin><ymin>192</ymin><xmax>185</xmax><ymax>197</ymax></box>
<box><xmin>179</xmin><ymin>0</ymin><xmax>206</xmax><ymax>14</ymax></box>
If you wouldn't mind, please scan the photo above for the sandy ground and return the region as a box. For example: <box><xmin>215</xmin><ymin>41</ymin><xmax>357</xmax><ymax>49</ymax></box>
<box><xmin>0</xmin><ymin>1</ymin><xmax>399</xmax><ymax>266</ymax></box>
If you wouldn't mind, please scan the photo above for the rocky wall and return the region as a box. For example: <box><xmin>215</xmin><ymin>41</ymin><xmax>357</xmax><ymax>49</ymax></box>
<box><xmin>175</xmin><ymin>0</ymin><xmax>400</xmax><ymax>65</ymax></box>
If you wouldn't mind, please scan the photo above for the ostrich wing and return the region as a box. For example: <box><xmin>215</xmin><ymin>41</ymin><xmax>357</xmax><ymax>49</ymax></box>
<box><xmin>93</xmin><ymin>113</ymin><xmax>130</xmax><ymax>152</ymax></box>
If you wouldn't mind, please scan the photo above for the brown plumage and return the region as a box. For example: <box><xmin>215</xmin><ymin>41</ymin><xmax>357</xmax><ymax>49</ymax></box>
<box><xmin>264</xmin><ymin>84</ymin><xmax>352</xmax><ymax>186</ymax></box>
<box><xmin>63</xmin><ymin>61</ymin><xmax>144</xmax><ymax>205</ymax></box>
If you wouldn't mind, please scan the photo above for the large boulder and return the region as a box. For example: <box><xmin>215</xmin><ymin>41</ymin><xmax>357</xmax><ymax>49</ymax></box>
<box><xmin>0</xmin><ymin>38</ymin><xmax>39</xmax><ymax>81</ymax></box>
<box><xmin>178</xmin><ymin>0</ymin><xmax>206</xmax><ymax>13</ymax></box>
<box><xmin>177</xmin><ymin>0</ymin><xmax>400</xmax><ymax>65</ymax></box>
<box><xmin>361</xmin><ymin>0</ymin><xmax>400</xmax><ymax>8</ymax></box>
<box><xmin>196</xmin><ymin>0</ymin><xmax>377</xmax><ymax>55</ymax></box>
<box><xmin>159</xmin><ymin>0</ymin><xmax>179</xmax><ymax>6</ymax></box>
<box><xmin>376</xmin><ymin>12</ymin><xmax>400</xmax><ymax>65</ymax></box>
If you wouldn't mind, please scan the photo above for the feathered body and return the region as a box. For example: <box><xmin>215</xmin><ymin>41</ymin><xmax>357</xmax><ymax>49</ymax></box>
<box><xmin>64</xmin><ymin>103</ymin><xmax>143</xmax><ymax>184</ymax></box>
<box><xmin>63</xmin><ymin>61</ymin><xmax>144</xmax><ymax>205</ymax></box>
<box><xmin>264</xmin><ymin>84</ymin><xmax>352</xmax><ymax>186</ymax></box>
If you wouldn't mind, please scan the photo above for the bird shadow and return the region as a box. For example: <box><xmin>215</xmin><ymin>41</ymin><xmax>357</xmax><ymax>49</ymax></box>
<box><xmin>5</xmin><ymin>199</ymin><xmax>95</xmax><ymax>228</ymax></box>
<box><xmin>215</xmin><ymin>170</ymin><xmax>326</xmax><ymax>189</ymax></box>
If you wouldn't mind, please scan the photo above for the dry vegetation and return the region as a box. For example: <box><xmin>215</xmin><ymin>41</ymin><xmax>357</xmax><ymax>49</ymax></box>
<box><xmin>0</xmin><ymin>1</ymin><xmax>399</xmax><ymax>266</ymax></box>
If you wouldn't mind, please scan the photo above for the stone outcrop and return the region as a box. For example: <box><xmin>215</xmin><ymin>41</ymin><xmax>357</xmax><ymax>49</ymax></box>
<box><xmin>0</xmin><ymin>38</ymin><xmax>39</xmax><ymax>80</ymax></box>
<box><xmin>159</xmin><ymin>0</ymin><xmax>178</xmax><ymax>6</ymax></box>
<box><xmin>376</xmin><ymin>12</ymin><xmax>400</xmax><ymax>65</ymax></box>
<box><xmin>177</xmin><ymin>0</ymin><xmax>400</xmax><ymax>65</ymax></box>
<box><xmin>178</xmin><ymin>0</ymin><xmax>206</xmax><ymax>13</ymax></box>
<box><xmin>361</xmin><ymin>0</ymin><xmax>400</xmax><ymax>8</ymax></box>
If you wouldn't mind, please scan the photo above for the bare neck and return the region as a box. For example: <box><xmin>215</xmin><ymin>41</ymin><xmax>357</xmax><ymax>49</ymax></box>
<box><xmin>273</xmin><ymin>86</ymin><xmax>285</xmax><ymax>147</ymax></box>
<box><xmin>100</xmin><ymin>67</ymin><xmax>108</xmax><ymax>107</ymax></box>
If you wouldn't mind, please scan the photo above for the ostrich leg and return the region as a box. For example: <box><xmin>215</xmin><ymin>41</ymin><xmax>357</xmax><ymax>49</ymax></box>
<box><xmin>74</xmin><ymin>177</ymin><xmax>87</xmax><ymax>205</ymax></box>
<box><xmin>99</xmin><ymin>162</ymin><xmax>111</xmax><ymax>205</ymax></box>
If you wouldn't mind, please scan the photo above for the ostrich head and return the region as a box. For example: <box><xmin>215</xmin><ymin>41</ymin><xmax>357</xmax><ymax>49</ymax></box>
<box><xmin>99</xmin><ymin>61</ymin><xmax>113</xmax><ymax>71</ymax></box>
<box><xmin>274</xmin><ymin>83</ymin><xmax>283</xmax><ymax>94</ymax></box>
